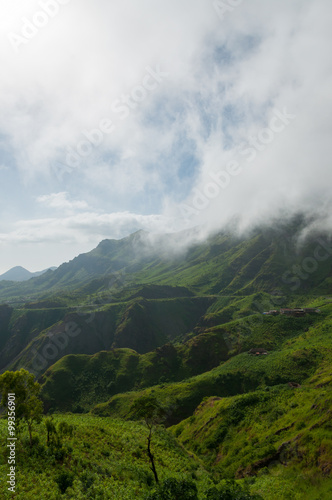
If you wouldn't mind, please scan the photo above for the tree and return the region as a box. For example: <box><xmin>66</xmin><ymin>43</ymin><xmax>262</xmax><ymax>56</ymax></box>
<box><xmin>0</xmin><ymin>369</ymin><xmax>43</xmax><ymax>446</ymax></box>
<box><xmin>131</xmin><ymin>395</ymin><xmax>167</xmax><ymax>484</ymax></box>
<box><xmin>45</xmin><ymin>416</ymin><xmax>57</xmax><ymax>445</ymax></box>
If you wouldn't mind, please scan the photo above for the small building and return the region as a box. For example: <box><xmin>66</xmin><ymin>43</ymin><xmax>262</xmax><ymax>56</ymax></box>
<box><xmin>248</xmin><ymin>348</ymin><xmax>268</xmax><ymax>356</ymax></box>
<box><xmin>263</xmin><ymin>308</ymin><xmax>320</xmax><ymax>317</ymax></box>
<box><xmin>280</xmin><ymin>308</ymin><xmax>305</xmax><ymax>317</ymax></box>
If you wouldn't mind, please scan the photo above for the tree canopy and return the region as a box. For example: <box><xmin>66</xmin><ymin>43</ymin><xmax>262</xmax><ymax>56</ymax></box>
<box><xmin>0</xmin><ymin>368</ymin><xmax>43</xmax><ymax>445</ymax></box>
<box><xmin>131</xmin><ymin>394</ymin><xmax>167</xmax><ymax>428</ymax></box>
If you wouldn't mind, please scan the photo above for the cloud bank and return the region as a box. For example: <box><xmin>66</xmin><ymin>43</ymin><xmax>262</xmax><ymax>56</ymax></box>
<box><xmin>0</xmin><ymin>0</ymin><xmax>331</xmax><ymax>271</ymax></box>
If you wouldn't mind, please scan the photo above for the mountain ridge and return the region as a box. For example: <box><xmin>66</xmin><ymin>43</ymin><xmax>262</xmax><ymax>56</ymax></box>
<box><xmin>0</xmin><ymin>265</ymin><xmax>57</xmax><ymax>282</ymax></box>
<box><xmin>0</xmin><ymin>215</ymin><xmax>331</xmax><ymax>301</ymax></box>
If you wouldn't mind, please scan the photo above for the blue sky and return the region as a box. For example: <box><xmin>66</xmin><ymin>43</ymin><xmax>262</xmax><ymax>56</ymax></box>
<box><xmin>0</xmin><ymin>0</ymin><xmax>332</xmax><ymax>273</ymax></box>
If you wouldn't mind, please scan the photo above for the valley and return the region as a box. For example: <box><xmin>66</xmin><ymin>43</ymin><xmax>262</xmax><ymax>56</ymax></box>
<box><xmin>0</xmin><ymin>220</ymin><xmax>331</xmax><ymax>499</ymax></box>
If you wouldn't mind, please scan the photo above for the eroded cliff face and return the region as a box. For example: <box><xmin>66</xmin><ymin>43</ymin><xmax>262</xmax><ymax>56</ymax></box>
<box><xmin>0</xmin><ymin>296</ymin><xmax>214</xmax><ymax>376</ymax></box>
<box><xmin>0</xmin><ymin>304</ymin><xmax>13</xmax><ymax>350</ymax></box>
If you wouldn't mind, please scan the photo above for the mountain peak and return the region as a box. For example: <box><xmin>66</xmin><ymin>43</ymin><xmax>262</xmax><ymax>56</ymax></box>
<box><xmin>0</xmin><ymin>266</ymin><xmax>56</xmax><ymax>282</ymax></box>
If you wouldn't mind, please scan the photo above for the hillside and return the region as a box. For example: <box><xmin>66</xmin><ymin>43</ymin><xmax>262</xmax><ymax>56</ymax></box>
<box><xmin>1</xmin><ymin>295</ymin><xmax>214</xmax><ymax>376</ymax></box>
<box><xmin>1</xmin><ymin>217</ymin><xmax>332</xmax><ymax>378</ymax></box>
<box><xmin>40</xmin><ymin>294</ymin><xmax>327</xmax><ymax>413</ymax></box>
<box><xmin>0</xmin><ymin>217</ymin><xmax>331</xmax><ymax>302</ymax></box>
<box><xmin>0</xmin><ymin>219</ymin><xmax>331</xmax><ymax>499</ymax></box>
<box><xmin>91</xmin><ymin>299</ymin><xmax>332</xmax><ymax>422</ymax></box>
<box><xmin>0</xmin><ymin>413</ymin><xmax>214</xmax><ymax>499</ymax></box>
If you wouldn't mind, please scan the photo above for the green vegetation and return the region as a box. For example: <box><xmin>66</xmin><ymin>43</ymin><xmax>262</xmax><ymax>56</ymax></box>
<box><xmin>0</xmin><ymin>414</ymin><xmax>214</xmax><ymax>499</ymax></box>
<box><xmin>92</xmin><ymin>304</ymin><xmax>332</xmax><ymax>423</ymax></box>
<box><xmin>0</xmin><ymin>222</ymin><xmax>331</xmax><ymax>498</ymax></box>
<box><xmin>0</xmin><ymin>369</ymin><xmax>43</xmax><ymax>445</ymax></box>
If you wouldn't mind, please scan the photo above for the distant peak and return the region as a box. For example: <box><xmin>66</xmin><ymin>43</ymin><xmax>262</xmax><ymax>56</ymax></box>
<box><xmin>0</xmin><ymin>266</ymin><xmax>56</xmax><ymax>282</ymax></box>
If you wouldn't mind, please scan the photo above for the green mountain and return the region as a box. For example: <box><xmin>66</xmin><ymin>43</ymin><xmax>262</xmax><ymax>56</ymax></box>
<box><xmin>0</xmin><ymin>266</ymin><xmax>57</xmax><ymax>282</ymax></box>
<box><xmin>1</xmin><ymin>217</ymin><xmax>331</xmax><ymax>377</ymax></box>
<box><xmin>0</xmin><ymin>215</ymin><xmax>331</xmax><ymax>302</ymax></box>
<box><xmin>0</xmin><ymin>217</ymin><xmax>331</xmax><ymax>499</ymax></box>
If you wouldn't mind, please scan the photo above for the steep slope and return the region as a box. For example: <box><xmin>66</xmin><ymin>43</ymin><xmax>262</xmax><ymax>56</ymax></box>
<box><xmin>91</xmin><ymin>299</ymin><xmax>332</xmax><ymax>425</ymax></box>
<box><xmin>0</xmin><ymin>305</ymin><xmax>68</xmax><ymax>371</ymax></box>
<box><xmin>2</xmin><ymin>295</ymin><xmax>214</xmax><ymax>376</ymax></box>
<box><xmin>170</xmin><ymin>367</ymin><xmax>332</xmax><ymax>499</ymax></box>
<box><xmin>39</xmin><ymin>293</ymin><xmax>327</xmax><ymax>413</ymax></box>
<box><xmin>86</xmin><ymin>302</ymin><xmax>332</xmax><ymax>498</ymax></box>
<box><xmin>0</xmin><ymin>413</ymin><xmax>213</xmax><ymax>499</ymax></box>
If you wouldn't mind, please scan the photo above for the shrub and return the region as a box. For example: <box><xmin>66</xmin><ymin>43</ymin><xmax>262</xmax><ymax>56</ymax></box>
<box><xmin>80</xmin><ymin>470</ymin><xmax>95</xmax><ymax>492</ymax></box>
<box><xmin>55</xmin><ymin>470</ymin><xmax>74</xmax><ymax>494</ymax></box>
<box><xmin>206</xmin><ymin>426</ymin><xmax>228</xmax><ymax>449</ymax></box>
<box><xmin>58</xmin><ymin>421</ymin><xmax>74</xmax><ymax>437</ymax></box>
<box><xmin>203</xmin><ymin>480</ymin><xmax>263</xmax><ymax>499</ymax></box>
<box><xmin>145</xmin><ymin>477</ymin><xmax>198</xmax><ymax>499</ymax></box>
<box><xmin>53</xmin><ymin>446</ymin><xmax>67</xmax><ymax>462</ymax></box>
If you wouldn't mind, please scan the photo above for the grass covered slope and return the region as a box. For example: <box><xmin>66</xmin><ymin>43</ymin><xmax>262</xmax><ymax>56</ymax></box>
<box><xmin>38</xmin><ymin>293</ymin><xmax>260</xmax><ymax>413</ymax></box>
<box><xmin>92</xmin><ymin>299</ymin><xmax>332</xmax><ymax>423</ymax></box>
<box><xmin>2</xmin><ymin>295</ymin><xmax>214</xmax><ymax>376</ymax></box>
<box><xmin>170</xmin><ymin>362</ymin><xmax>332</xmax><ymax>499</ymax></box>
<box><xmin>40</xmin><ymin>330</ymin><xmax>230</xmax><ymax>413</ymax></box>
<box><xmin>88</xmin><ymin>319</ymin><xmax>332</xmax><ymax>498</ymax></box>
<box><xmin>0</xmin><ymin>305</ymin><xmax>69</xmax><ymax>371</ymax></box>
<box><xmin>40</xmin><ymin>295</ymin><xmax>327</xmax><ymax>413</ymax></box>
<box><xmin>0</xmin><ymin>413</ymin><xmax>212</xmax><ymax>500</ymax></box>
<box><xmin>89</xmin><ymin>301</ymin><xmax>332</xmax><ymax>498</ymax></box>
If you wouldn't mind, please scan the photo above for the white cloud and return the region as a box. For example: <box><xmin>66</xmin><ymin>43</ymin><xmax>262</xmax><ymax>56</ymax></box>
<box><xmin>0</xmin><ymin>0</ymin><xmax>331</xmax><ymax>271</ymax></box>
<box><xmin>0</xmin><ymin>0</ymin><xmax>214</xmax><ymax>178</ymax></box>
<box><xmin>0</xmin><ymin>211</ymin><xmax>172</xmax><ymax>246</ymax></box>
<box><xmin>37</xmin><ymin>192</ymin><xmax>88</xmax><ymax>211</ymax></box>
<box><xmin>162</xmin><ymin>0</ymin><xmax>332</xmax><ymax>233</ymax></box>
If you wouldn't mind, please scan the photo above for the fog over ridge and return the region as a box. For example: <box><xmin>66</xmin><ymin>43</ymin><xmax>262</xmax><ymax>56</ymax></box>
<box><xmin>0</xmin><ymin>0</ymin><xmax>331</xmax><ymax>272</ymax></box>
